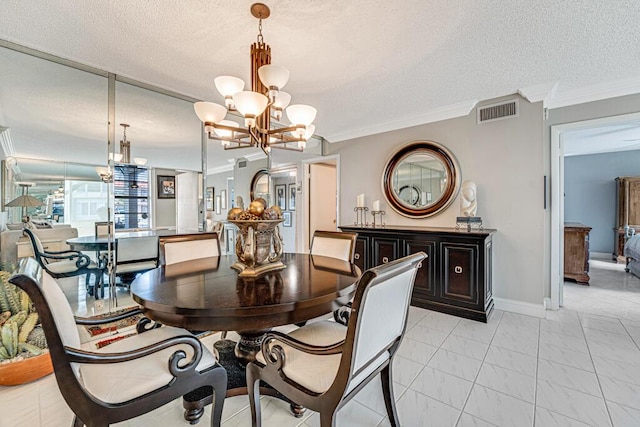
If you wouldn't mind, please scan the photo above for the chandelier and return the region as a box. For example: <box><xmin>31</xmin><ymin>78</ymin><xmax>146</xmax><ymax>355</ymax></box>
<box><xmin>194</xmin><ymin>3</ymin><xmax>317</xmax><ymax>154</ymax></box>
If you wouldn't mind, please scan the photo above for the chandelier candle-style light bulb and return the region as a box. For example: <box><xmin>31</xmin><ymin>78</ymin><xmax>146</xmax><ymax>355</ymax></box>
<box><xmin>214</xmin><ymin>76</ymin><xmax>245</xmax><ymax>108</ymax></box>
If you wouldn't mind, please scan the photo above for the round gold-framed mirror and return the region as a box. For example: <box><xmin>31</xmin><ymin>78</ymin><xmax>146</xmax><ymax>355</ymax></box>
<box><xmin>250</xmin><ymin>168</ymin><xmax>269</xmax><ymax>201</ymax></box>
<box><xmin>382</xmin><ymin>141</ymin><xmax>460</xmax><ymax>218</ymax></box>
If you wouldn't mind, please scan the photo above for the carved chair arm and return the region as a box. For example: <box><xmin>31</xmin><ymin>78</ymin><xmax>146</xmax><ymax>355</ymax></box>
<box><xmin>40</xmin><ymin>251</ymin><xmax>92</xmax><ymax>268</ymax></box>
<box><xmin>65</xmin><ymin>334</ymin><xmax>202</xmax><ymax>376</ymax></box>
<box><xmin>74</xmin><ymin>308</ymin><xmax>143</xmax><ymax>326</ymax></box>
<box><xmin>260</xmin><ymin>330</ymin><xmax>344</xmax><ymax>369</ymax></box>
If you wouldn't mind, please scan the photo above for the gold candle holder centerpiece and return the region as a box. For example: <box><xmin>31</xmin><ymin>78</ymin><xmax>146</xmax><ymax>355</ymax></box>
<box><xmin>227</xmin><ymin>198</ymin><xmax>285</xmax><ymax>278</ymax></box>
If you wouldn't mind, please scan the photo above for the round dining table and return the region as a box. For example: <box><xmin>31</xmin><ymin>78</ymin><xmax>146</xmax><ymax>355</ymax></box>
<box><xmin>130</xmin><ymin>252</ymin><xmax>361</xmax><ymax>422</ymax></box>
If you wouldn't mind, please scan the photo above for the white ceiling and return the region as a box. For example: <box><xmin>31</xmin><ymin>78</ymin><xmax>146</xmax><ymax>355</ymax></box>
<box><xmin>1</xmin><ymin>0</ymin><xmax>640</xmax><ymax>169</ymax></box>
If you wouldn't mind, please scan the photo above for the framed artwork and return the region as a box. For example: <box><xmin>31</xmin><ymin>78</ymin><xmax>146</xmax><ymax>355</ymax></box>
<box><xmin>215</xmin><ymin>195</ymin><xmax>221</xmax><ymax>214</ymax></box>
<box><xmin>206</xmin><ymin>187</ymin><xmax>214</xmax><ymax>211</ymax></box>
<box><xmin>275</xmin><ymin>184</ymin><xmax>286</xmax><ymax>210</ymax></box>
<box><xmin>288</xmin><ymin>183</ymin><xmax>296</xmax><ymax>211</ymax></box>
<box><xmin>157</xmin><ymin>175</ymin><xmax>176</xmax><ymax>199</ymax></box>
<box><xmin>282</xmin><ymin>211</ymin><xmax>291</xmax><ymax>227</ymax></box>
<box><xmin>220</xmin><ymin>189</ymin><xmax>227</xmax><ymax>209</ymax></box>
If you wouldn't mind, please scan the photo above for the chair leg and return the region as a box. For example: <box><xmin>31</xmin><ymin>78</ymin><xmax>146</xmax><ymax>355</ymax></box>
<box><xmin>210</xmin><ymin>369</ymin><xmax>227</xmax><ymax>427</ymax></box>
<box><xmin>381</xmin><ymin>364</ymin><xmax>400</xmax><ymax>427</ymax></box>
<box><xmin>72</xmin><ymin>415</ymin><xmax>83</xmax><ymax>427</ymax></box>
<box><xmin>246</xmin><ymin>364</ymin><xmax>262</xmax><ymax>427</ymax></box>
<box><xmin>319</xmin><ymin>409</ymin><xmax>337</xmax><ymax>427</ymax></box>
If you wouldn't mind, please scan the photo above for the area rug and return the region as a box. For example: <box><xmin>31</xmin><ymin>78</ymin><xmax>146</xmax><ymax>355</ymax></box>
<box><xmin>83</xmin><ymin>308</ymin><xmax>145</xmax><ymax>337</ymax></box>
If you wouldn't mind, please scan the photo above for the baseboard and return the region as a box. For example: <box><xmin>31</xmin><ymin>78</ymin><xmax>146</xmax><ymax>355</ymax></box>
<box><xmin>590</xmin><ymin>252</ymin><xmax>612</xmax><ymax>260</ymax></box>
<box><xmin>493</xmin><ymin>297</ymin><xmax>546</xmax><ymax>318</ymax></box>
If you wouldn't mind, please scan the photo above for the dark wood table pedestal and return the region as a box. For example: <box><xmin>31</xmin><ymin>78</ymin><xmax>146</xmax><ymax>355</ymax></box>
<box><xmin>183</xmin><ymin>337</ymin><xmax>305</xmax><ymax>424</ymax></box>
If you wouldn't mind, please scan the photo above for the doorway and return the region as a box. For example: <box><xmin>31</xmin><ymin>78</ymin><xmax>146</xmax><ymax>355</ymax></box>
<box><xmin>302</xmin><ymin>155</ymin><xmax>339</xmax><ymax>252</ymax></box>
<box><xmin>550</xmin><ymin>111</ymin><xmax>640</xmax><ymax>309</ymax></box>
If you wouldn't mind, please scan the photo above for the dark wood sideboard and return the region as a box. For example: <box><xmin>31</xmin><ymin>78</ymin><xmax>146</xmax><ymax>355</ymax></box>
<box><xmin>339</xmin><ymin>225</ymin><xmax>495</xmax><ymax>322</ymax></box>
<box><xmin>564</xmin><ymin>222</ymin><xmax>591</xmax><ymax>285</ymax></box>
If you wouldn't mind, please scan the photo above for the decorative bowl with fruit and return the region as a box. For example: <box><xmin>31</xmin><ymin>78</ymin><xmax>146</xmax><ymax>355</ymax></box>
<box><xmin>227</xmin><ymin>198</ymin><xmax>285</xmax><ymax>278</ymax></box>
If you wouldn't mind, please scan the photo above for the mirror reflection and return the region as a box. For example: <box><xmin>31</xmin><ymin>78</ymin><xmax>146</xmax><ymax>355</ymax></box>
<box><xmin>393</xmin><ymin>152</ymin><xmax>447</xmax><ymax>208</ymax></box>
<box><xmin>383</xmin><ymin>141</ymin><xmax>460</xmax><ymax>218</ymax></box>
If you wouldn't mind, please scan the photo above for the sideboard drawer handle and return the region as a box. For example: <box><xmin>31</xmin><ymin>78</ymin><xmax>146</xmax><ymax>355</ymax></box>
<box><xmin>382</xmin><ymin>256</ymin><xmax>389</xmax><ymax>264</ymax></box>
<box><xmin>354</xmin><ymin>253</ymin><xmax>360</xmax><ymax>260</ymax></box>
<box><xmin>454</xmin><ymin>266</ymin><xmax>463</xmax><ymax>274</ymax></box>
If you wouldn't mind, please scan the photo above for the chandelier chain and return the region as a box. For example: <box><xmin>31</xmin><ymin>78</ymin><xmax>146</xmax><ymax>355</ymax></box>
<box><xmin>257</xmin><ymin>18</ymin><xmax>264</xmax><ymax>44</ymax></box>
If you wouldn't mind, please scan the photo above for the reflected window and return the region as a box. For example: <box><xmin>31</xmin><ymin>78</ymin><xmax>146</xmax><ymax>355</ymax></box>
<box><xmin>114</xmin><ymin>165</ymin><xmax>150</xmax><ymax>229</ymax></box>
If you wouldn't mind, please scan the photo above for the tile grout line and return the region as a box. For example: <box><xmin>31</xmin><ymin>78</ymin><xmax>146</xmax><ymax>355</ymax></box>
<box><xmin>578</xmin><ymin>310</ymin><xmax>615</xmax><ymax>427</ymax></box>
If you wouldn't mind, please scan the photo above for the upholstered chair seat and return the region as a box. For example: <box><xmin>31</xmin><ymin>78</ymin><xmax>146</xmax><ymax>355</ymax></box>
<box><xmin>80</xmin><ymin>326</ymin><xmax>218</xmax><ymax>404</ymax></box>
<box><xmin>247</xmin><ymin>252</ymin><xmax>426</xmax><ymax>427</ymax></box>
<box><xmin>45</xmin><ymin>258</ymin><xmax>100</xmax><ymax>274</ymax></box>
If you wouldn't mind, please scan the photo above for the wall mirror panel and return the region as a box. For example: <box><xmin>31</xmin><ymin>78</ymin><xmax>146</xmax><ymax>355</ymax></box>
<box><xmin>383</xmin><ymin>140</ymin><xmax>460</xmax><ymax>218</ymax></box>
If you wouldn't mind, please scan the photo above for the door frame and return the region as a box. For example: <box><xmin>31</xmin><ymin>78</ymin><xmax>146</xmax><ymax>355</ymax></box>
<box><xmin>301</xmin><ymin>154</ymin><xmax>340</xmax><ymax>252</ymax></box>
<box><xmin>550</xmin><ymin>111</ymin><xmax>640</xmax><ymax>309</ymax></box>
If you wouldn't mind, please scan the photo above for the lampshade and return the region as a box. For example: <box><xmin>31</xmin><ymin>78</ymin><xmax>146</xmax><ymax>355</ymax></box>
<box><xmin>214</xmin><ymin>120</ymin><xmax>240</xmax><ymax>139</ymax></box>
<box><xmin>233</xmin><ymin>91</ymin><xmax>269</xmax><ymax>126</ymax></box>
<box><xmin>194</xmin><ymin>102</ymin><xmax>227</xmax><ymax>124</ymax></box>
<box><xmin>304</xmin><ymin>124</ymin><xmax>316</xmax><ymax>140</ymax></box>
<box><xmin>258</xmin><ymin>65</ymin><xmax>290</xmax><ymax>92</ymax></box>
<box><xmin>291</xmin><ymin>123</ymin><xmax>315</xmax><ymax>141</ymax></box>
<box><xmin>6</xmin><ymin>195</ymin><xmax>43</xmax><ymax>208</ymax></box>
<box><xmin>271</xmin><ymin>91</ymin><xmax>291</xmax><ymax>121</ymax></box>
<box><xmin>109</xmin><ymin>152</ymin><xmax>123</xmax><ymax>162</ymax></box>
<box><xmin>286</xmin><ymin>104</ymin><xmax>317</xmax><ymax>126</ymax></box>
<box><xmin>133</xmin><ymin>157</ymin><xmax>148</xmax><ymax>165</ymax></box>
<box><xmin>214</xmin><ymin>76</ymin><xmax>245</xmax><ymax>97</ymax></box>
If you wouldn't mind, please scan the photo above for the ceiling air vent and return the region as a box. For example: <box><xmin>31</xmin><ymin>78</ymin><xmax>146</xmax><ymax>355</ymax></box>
<box><xmin>477</xmin><ymin>99</ymin><xmax>519</xmax><ymax>124</ymax></box>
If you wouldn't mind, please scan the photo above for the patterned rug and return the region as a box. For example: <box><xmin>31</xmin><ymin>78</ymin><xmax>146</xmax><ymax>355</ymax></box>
<box><xmin>81</xmin><ymin>308</ymin><xmax>144</xmax><ymax>349</ymax></box>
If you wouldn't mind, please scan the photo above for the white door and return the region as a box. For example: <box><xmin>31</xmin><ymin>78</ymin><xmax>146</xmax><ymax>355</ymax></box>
<box><xmin>309</xmin><ymin>163</ymin><xmax>337</xmax><ymax>245</ymax></box>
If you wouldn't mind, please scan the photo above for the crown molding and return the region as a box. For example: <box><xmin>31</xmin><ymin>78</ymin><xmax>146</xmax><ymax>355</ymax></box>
<box><xmin>518</xmin><ymin>82</ymin><xmax>558</xmax><ymax>105</ymax></box>
<box><xmin>547</xmin><ymin>77</ymin><xmax>640</xmax><ymax>109</ymax></box>
<box><xmin>325</xmin><ymin>99</ymin><xmax>478</xmax><ymax>143</ymax></box>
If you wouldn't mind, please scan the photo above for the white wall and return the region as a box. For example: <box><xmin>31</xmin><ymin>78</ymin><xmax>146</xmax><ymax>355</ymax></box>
<box><xmin>328</xmin><ymin>95</ymin><xmax>546</xmax><ymax>306</ymax></box>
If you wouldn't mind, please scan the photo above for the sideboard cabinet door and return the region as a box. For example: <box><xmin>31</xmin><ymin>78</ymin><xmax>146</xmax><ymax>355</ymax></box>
<box><xmin>440</xmin><ymin>242</ymin><xmax>479</xmax><ymax>308</ymax></box>
<box><xmin>372</xmin><ymin>237</ymin><xmax>400</xmax><ymax>267</ymax></box>
<box><xmin>353</xmin><ymin>236</ymin><xmax>369</xmax><ymax>271</ymax></box>
<box><xmin>405</xmin><ymin>239</ymin><xmax>437</xmax><ymax>298</ymax></box>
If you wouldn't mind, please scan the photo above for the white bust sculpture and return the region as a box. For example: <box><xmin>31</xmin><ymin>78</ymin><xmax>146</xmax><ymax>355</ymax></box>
<box><xmin>460</xmin><ymin>180</ymin><xmax>477</xmax><ymax>217</ymax></box>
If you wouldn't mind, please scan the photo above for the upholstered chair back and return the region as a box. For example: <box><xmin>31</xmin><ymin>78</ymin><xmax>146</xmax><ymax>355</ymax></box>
<box><xmin>94</xmin><ymin>221</ymin><xmax>113</xmax><ymax>237</ymax></box>
<box><xmin>310</xmin><ymin>231</ymin><xmax>357</xmax><ymax>262</ymax></box>
<box><xmin>116</xmin><ymin>236</ymin><xmax>159</xmax><ymax>263</ymax></box>
<box><xmin>351</xmin><ymin>265</ymin><xmax>417</xmax><ymax>374</ymax></box>
<box><xmin>159</xmin><ymin>233</ymin><xmax>220</xmax><ymax>266</ymax></box>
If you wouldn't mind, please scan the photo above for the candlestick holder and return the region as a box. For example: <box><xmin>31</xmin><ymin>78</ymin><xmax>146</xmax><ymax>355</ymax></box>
<box><xmin>354</xmin><ymin>207</ymin><xmax>369</xmax><ymax>227</ymax></box>
<box><xmin>371</xmin><ymin>210</ymin><xmax>386</xmax><ymax>228</ymax></box>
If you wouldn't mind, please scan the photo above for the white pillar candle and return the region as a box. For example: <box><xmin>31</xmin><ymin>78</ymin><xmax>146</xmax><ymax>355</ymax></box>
<box><xmin>372</xmin><ymin>200</ymin><xmax>380</xmax><ymax>211</ymax></box>
<box><xmin>357</xmin><ymin>193</ymin><xmax>365</xmax><ymax>208</ymax></box>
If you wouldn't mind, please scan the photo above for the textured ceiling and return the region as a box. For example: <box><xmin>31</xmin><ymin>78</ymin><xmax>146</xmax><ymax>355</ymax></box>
<box><xmin>1</xmin><ymin>0</ymin><xmax>640</xmax><ymax>169</ymax></box>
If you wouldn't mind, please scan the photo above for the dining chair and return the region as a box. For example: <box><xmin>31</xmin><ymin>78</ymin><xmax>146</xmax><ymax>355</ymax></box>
<box><xmin>94</xmin><ymin>221</ymin><xmax>113</xmax><ymax>237</ymax></box>
<box><xmin>10</xmin><ymin>257</ymin><xmax>227</xmax><ymax>427</ymax></box>
<box><xmin>115</xmin><ymin>235</ymin><xmax>159</xmax><ymax>287</ymax></box>
<box><xmin>159</xmin><ymin>232</ymin><xmax>221</xmax><ymax>266</ymax></box>
<box><xmin>310</xmin><ymin>230</ymin><xmax>358</xmax><ymax>262</ymax></box>
<box><xmin>246</xmin><ymin>252</ymin><xmax>426</xmax><ymax>427</ymax></box>
<box><xmin>307</xmin><ymin>230</ymin><xmax>358</xmax><ymax>326</ymax></box>
<box><xmin>22</xmin><ymin>228</ymin><xmax>106</xmax><ymax>299</ymax></box>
